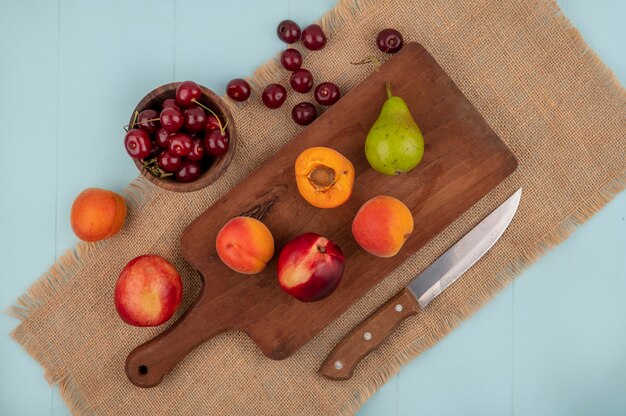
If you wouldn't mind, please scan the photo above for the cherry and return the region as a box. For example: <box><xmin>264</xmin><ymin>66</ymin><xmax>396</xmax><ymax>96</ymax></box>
<box><xmin>226</xmin><ymin>78</ymin><xmax>251</xmax><ymax>102</ymax></box>
<box><xmin>147</xmin><ymin>143</ymin><xmax>160</xmax><ymax>157</ymax></box>
<box><xmin>156</xmin><ymin>151</ymin><xmax>182</xmax><ymax>173</ymax></box>
<box><xmin>205</xmin><ymin>114</ymin><xmax>222</xmax><ymax>131</ymax></box>
<box><xmin>168</xmin><ymin>133</ymin><xmax>193</xmax><ymax>157</ymax></box>
<box><xmin>187</xmin><ymin>138</ymin><xmax>206</xmax><ymax>161</ymax></box>
<box><xmin>262</xmin><ymin>84</ymin><xmax>287</xmax><ymax>109</ymax></box>
<box><xmin>161</xmin><ymin>98</ymin><xmax>181</xmax><ymax>111</ymax></box>
<box><xmin>155</xmin><ymin>128</ymin><xmax>173</xmax><ymax>149</ymax></box>
<box><xmin>290</xmin><ymin>69</ymin><xmax>313</xmax><ymax>93</ymax></box>
<box><xmin>137</xmin><ymin>109</ymin><xmax>159</xmax><ymax>134</ymax></box>
<box><xmin>176</xmin><ymin>80</ymin><xmax>202</xmax><ymax>107</ymax></box>
<box><xmin>292</xmin><ymin>102</ymin><xmax>317</xmax><ymax>125</ymax></box>
<box><xmin>314</xmin><ymin>82</ymin><xmax>340</xmax><ymax>106</ymax></box>
<box><xmin>160</xmin><ymin>107</ymin><xmax>184</xmax><ymax>132</ymax></box>
<box><xmin>183</xmin><ymin>106</ymin><xmax>207</xmax><ymax>134</ymax></box>
<box><xmin>124</xmin><ymin>129</ymin><xmax>153</xmax><ymax>159</ymax></box>
<box><xmin>175</xmin><ymin>160</ymin><xmax>202</xmax><ymax>183</ymax></box>
<box><xmin>376</xmin><ymin>29</ymin><xmax>403</xmax><ymax>53</ymax></box>
<box><xmin>280</xmin><ymin>48</ymin><xmax>303</xmax><ymax>71</ymax></box>
<box><xmin>276</xmin><ymin>20</ymin><xmax>301</xmax><ymax>44</ymax></box>
<box><xmin>301</xmin><ymin>24</ymin><xmax>326</xmax><ymax>50</ymax></box>
<box><xmin>204</xmin><ymin>129</ymin><xmax>229</xmax><ymax>157</ymax></box>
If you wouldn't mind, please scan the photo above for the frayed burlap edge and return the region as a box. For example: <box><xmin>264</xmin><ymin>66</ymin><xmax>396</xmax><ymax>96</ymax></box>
<box><xmin>6</xmin><ymin>0</ymin><xmax>625</xmax><ymax>414</ymax></box>
<box><xmin>6</xmin><ymin>177</ymin><xmax>155</xmax><ymax>416</ymax></box>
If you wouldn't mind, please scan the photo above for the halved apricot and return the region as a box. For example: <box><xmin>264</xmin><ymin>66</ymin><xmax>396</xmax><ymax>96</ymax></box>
<box><xmin>295</xmin><ymin>147</ymin><xmax>355</xmax><ymax>208</ymax></box>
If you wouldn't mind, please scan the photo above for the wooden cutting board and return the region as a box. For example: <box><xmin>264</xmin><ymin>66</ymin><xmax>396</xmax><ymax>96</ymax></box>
<box><xmin>126</xmin><ymin>43</ymin><xmax>517</xmax><ymax>387</ymax></box>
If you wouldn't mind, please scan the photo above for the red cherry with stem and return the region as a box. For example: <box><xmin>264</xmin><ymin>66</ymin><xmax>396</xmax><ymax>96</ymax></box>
<box><xmin>176</xmin><ymin>80</ymin><xmax>202</xmax><ymax>107</ymax></box>
<box><xmin>187</xmin><ymin>139</ymin><xmax>206</xmax><ymax>161</ymax></box>
<box><xmin>376</xmin><ymin>29</ymin><xmax>403</xmax><ymax>53</ymax></box>
<box><xmin>156</xmin><ymin>151</ymin><xmax>182</xmax><ymax>173</ymax></box>
<box><xmin>155</xmin><ymin>128</ymin><xmax>173</xmax><ymax>149</ymax></box>
<box><xmin>301</xmin><ymin>24</ymin><xmax>326</xmax><ymax>50</ymax></box>
<box><xmin>280</xmin><ymin>48</ymin><xmax>303</xmax><ymax>71</ymax></box>
<box><xmin>168</xmin><ymin>133</ymin><xmax>193</xmax><ymax>156</ymax></box>
<box><xmin>277</xmin><ymin>19</ymin><xmax>301</xmax><ymax>44</ymax></box>
<box><xmin>204</xmin><ymin>129</ymin><xmax>229</xmax><ymax>157</ymax></box>
<box><xmin>314</xmin><ymin>82</ymin><xmax>340</xmax><ymax>105</ymax></box>
<box><xmin>175</xmin><ymin>160</ymin><xmax>202</xmax><ymax>183</ymax></box>
<box><xmin>262</xmin><ymin>84</ymin><xmax>287</xmax><ymax>109</ymax></box>
<box><xmin>160</xmin><ymin>107</ymin><xmax>184</xmax><ymax>132</ymax></box>
<box><xmin>290</xmin><ymin>69</ymin><xmax>314</xmax><ymax>93</ymax></box>
<box><xmin>161</xmin><ymin>98</ymin><xmax>181</xmax><ymax>111</ymax></box>
<box><xmin>292</xmin><ymin>102</ymin><xmax>317</xmax><ymax>125</ymax></box>
<box><xmin>186</xmin><ymin>99</ymin><xmax>226</xmax><ymax>132</ymax></box>
<box><xmin>124</xmin><ymin>129</ymin><xmax>153</xmax><ymax>159</ymax></box>
<box><xmin>137</xmin><ymin>109</ymin><xmax>160</xmax><ymax>133</ymax></box>
<box><xmin>226</xmin><ymin>78</ymin><xmax>251</xmax><ymax>102</ymax></box>
<box><xmin>205</xmin><ymin>114</ymin><xmax>222</xmax><ymax>131</ymax></box>
<box><xmin>183</xmin><ymin>106</ymin><xmax>207</xmax><ymax>134</ymax></box>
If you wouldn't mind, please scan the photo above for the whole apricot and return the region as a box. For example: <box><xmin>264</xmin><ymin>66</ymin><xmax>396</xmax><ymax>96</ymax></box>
<box><xmin>352</xmin><ymin>196</ymin><xmax>413</xmax><ymax>257</ymax></box>
<box><xmin>70</xmin><ymin>188</ymin><xmax>127</xmax><ymax>242</ymax></box>
<box><xmin>216</xmin><ymin>217</ymin><xmax>275</xmax><ymax>274</ymax></box>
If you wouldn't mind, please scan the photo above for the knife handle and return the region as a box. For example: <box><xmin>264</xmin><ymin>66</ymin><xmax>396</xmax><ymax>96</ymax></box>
<box><xmin>319</xmin><ymin>288</ymin><xmax>420</xmax><ymax>380</ymax></box>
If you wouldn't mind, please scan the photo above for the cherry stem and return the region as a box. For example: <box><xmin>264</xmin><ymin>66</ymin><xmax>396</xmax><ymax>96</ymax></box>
<box><xmin>350</xmin><ymin>56</ymin><xmax>382</xmax><ymax>72</ymax></box>
<box><xmin>192</xmin><ymin>99</ymin><xmax>226</xmax><ymax>133</ymax></box>
<box><xmin>386</xmin><ymin>82</ymin><xmax>393</xmax><ymax>98</ymax></box>
<box><xmin>124</xmin><ymin>117</ymin><xmax>160</xmax><ymax>130</ymax></box>
<box><xmin>140</xmin><ymin>158</ymin><xmax>173</xmax><ymax>178</ymax></box>
<box><xmin>124</xmin><ymin>111</ymin><xmax>140</xmax><ymax>132</ymax></box>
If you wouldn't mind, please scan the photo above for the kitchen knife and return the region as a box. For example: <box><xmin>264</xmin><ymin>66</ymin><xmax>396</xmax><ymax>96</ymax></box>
<box><xmin>319</xmin><ymin>188</ymin><xmax>522</xmax><ymax>380</ymax></box>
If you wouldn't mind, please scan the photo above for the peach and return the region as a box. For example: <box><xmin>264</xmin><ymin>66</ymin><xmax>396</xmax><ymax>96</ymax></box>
<box><xmin>70</xmin><ymin>188</ymin><xmax>127</xmax><ymax>242</ymax></box>
<box><xmin>352</xmin><ymin>196</ymin><xmax>413</xmax><ymax>257</ymax></box>
<box><xmin>114</xmin><ymin>254</ymin><xmax>183</xmax><ymax>327</ymax></box>
<box><xmin>215</xmin><ymin>217</ymin><xmax>275</xmax><ymax>274</ymax></box>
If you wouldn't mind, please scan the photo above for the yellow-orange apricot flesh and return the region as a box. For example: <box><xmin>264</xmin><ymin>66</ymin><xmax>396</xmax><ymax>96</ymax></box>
<box><xmin>295</xmin><ymin>146</ymin><xmax>355</xmax><ymax>209</ymax></box>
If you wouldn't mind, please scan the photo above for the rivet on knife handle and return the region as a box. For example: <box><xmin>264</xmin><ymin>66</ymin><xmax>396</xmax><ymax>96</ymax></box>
<box><xmin>318</xmin><ymin>288</ymin><xmax>420</xmax><ymax>380</ymax></box>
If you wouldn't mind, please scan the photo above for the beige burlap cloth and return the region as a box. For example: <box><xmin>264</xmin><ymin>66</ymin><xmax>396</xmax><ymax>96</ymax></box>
<box><xmin>10</xmin><ymin>0</ymin><xmax>625</xmax><ymax>414</ymax></box>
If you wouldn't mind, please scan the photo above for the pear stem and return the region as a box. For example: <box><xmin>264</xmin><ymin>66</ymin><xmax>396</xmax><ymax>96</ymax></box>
<box><xmin>385</xmin><ymin>81</ymin><xmax>393</xmax><ymax>98</ymax></box>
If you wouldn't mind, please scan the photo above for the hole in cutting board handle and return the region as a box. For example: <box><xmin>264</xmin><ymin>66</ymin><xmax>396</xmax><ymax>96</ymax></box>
<box><xmin>138</xmin><ymin>365</ymin><xmax>148</xmax><ymax>375</ymax></box>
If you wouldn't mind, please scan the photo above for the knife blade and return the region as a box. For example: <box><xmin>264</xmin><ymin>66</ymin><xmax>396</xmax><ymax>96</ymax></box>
<box><xmin>319</xmin><ymin>188</ymin><xmax>522</xmax><ymax>380</ymax></box>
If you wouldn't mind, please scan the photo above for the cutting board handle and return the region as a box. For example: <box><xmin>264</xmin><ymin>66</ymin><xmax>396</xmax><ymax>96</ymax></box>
<box><xmin>125</xmin><ymin>287</ymin><xmax>231</xmax><ymax>388</ymax></box>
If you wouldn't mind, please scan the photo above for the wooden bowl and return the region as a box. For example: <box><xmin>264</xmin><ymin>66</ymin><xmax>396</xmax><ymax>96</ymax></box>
<box><xmin>129</xmin><ymin>82</ymin><xmax>236</xmax><ymax>192</ymax></box>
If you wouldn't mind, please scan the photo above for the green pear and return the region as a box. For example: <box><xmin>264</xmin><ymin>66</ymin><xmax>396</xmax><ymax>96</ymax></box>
<box><xmin>365</xmin><ymin>84</ymin><xmax>424</xmax><ymax>176</ymax></box>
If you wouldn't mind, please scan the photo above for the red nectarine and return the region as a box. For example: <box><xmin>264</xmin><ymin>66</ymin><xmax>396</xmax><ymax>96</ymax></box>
<box><xmin>114</xmin><ymin>254</ymin><xmax>183</xmax><ymax>327</ymax></box>
<box><xmin>277</xmin><ymin>233</ymin><xmax>344</xmax><ymax>302</ymax></box>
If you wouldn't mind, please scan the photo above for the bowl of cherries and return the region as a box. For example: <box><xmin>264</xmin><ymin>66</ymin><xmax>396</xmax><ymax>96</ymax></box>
<box><xmin>124</xmin><ymin>81</ymin><xmax>236</xmax><ymax>192</ymax></box>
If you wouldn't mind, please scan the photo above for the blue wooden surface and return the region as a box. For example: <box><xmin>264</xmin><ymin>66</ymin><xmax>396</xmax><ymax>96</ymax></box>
<box><xmin>0</xmin><ymin>1</ymin><xmax>624</xmax><ymax>415</ymax></box>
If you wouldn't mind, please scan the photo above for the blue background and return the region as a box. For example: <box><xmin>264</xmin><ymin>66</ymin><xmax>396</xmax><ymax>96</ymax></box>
<box><xmin>1</xmin><ymin>0</ymin><xmax>624</xmax><ymax>415</ymax></box>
